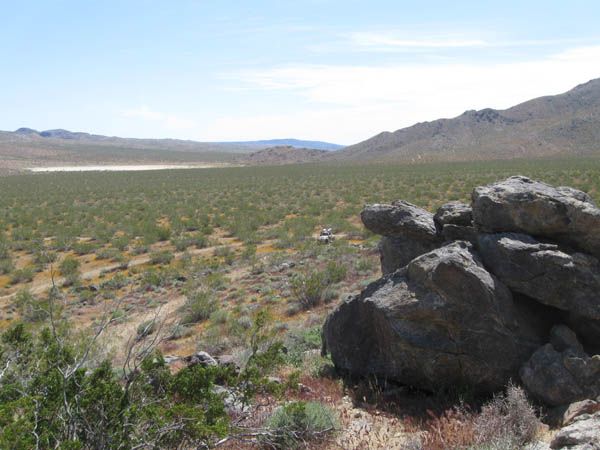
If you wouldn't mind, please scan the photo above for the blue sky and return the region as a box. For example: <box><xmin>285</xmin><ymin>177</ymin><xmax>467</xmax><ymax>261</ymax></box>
<box><xmin>2</xmin><ymin>1</ymin><xmax>600</xmax><ymax>144</ymax></box>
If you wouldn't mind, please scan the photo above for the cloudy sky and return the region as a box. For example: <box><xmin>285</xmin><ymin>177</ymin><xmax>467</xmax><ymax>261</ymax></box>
<box><xmin>2</xmin><ymin>0</ymin><xmax>600</xmax><ymax>144</ymax></box>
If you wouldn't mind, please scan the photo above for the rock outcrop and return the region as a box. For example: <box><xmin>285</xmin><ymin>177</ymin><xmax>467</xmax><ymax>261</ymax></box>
<box><xmin>472</xmin><ymin>176</ymin><xmax>600</xmax><ymax>258</ymax></box>
<box><xmin>361</xmin><ymin>201</ymin><xmax>438</xmax><ymax>240</ymax></box>
<box><xmin>378</xmin><ymin>235</ymin><xmax>439</xmax><ymax>275</ymax></box>
<box><xmin>550</xmin><ymin>411</ymin><xmax>600</xmax><ymax>449</ymax></box>
<box><xmin>362</xmin><ymin>201</ymin><xmax>441</xmax><ymax>274</ymax></box>
<box><xmin>323</xmin><ymin>241</ymin><xmax>541</xmax><ymax>393</ymax></box>
<box><xmin>478</xmin><ymin>233</ymin><xmax>600</xmax><ymax>320</ymax></box>
<box><xmin>323</xmin><ymin>176</ymin><xmax>600</xmax><ymax>405</ymax></box>
<box><xmin>433</xmin><ymin>201</ymin><xmax>473</xmax><ymax>233</ymax></box>
<box><xmin>520</xmin><ymin>326</ymin><xmax>600</xmax><ymax>406</ymax></box>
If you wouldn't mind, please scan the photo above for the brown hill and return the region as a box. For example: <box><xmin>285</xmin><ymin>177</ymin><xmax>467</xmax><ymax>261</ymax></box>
<box><xmin>239</xmin><ymin>146</ymin><xmax>328</xmax><ymax>166</ymax></box>
<box><xmin>332</xmin><ymin>78</ymin><xmax>600</xmax><ymax>162</ymax></box>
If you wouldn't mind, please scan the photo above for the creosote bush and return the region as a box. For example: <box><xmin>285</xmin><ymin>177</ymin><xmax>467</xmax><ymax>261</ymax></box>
<box><xmin>59</xmin><ymin>256</ymin><xmax>80</xmax><ymax>285</ymax></box>
<box><xmin>418</xmin><ymin>384</ymin><xmax>542</xmax><ymax>450</ymax></box>
<box><xmin>290</xmin><ymin>271</ymin><xmax>329</xmax><ymax>310</ymax></box>
<box><xmin>265</xmin><ymin>401</ymin><xmax>338</xmax><ymax>449</ymax></box>
<box><xmin>181</xmin><ymin>289</ymin><xmax>218</xmax><ymax>324</ymax></box>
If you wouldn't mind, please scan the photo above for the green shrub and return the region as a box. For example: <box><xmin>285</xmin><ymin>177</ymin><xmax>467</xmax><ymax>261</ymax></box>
<box><xmin>290</xmin><ymin>271</ymin><xmax>329</xmax><ymax>309</ymax></box>
<box><xmin>72</xmin><ymin>241</ymin><xmax>98</xmax><ymax>255</ymax></box>
<box><xmin>181</xmin><ymin>290</ymin><xmax>217</xmax><ymax>324</ymax></box>
<box><xmin>0</xmin><ymin>258</ymin><xmax>13</xmax><ymax>275</ymax></box>
<box><xmin>136</xmin><ymin>319</ymin><xmax>157</xmax><ymax>338</ymax></box>
<box><xmin>156</xmin><ymin>225</ymin><xmax>172</xmax><ymax>241</ymax></box>
<box><xmin>354</xmin><ymin>257</ymin><xmax>375</xmax><ymax>273</ymax></box>
<box><xmin>10</xmin><ymin>266</ymin><xmax>35</xmax><ymax>284</ymax></box>
<box><xmin>171</xmin><ymin>235</ymin><xmax>192</xmax><ymax>252</ymax></box>
<box><xmin>324</xmin><ymin>261</ymin><xmax>347</xmax><ymax>284</ymax></box>
<box><xmin>265</xmin><ymin>401</ymin><xmax>338</xmax><ymax>449</ymax></box>
<box><xmin>167</xmin><ymin>323</ymin><xmax>195</xmax><ymax>340</ymax></box>
<box><xmin>150</xmin><ymin>250</ymin><xmax>174</xmax><ymax>265</ymax></box>
<box><xmin>59</xmin><ymin>256</ymin><xmax>80</xmax><ymax>285</ymax></box>
<box><xmin>100</xmin><ymin>273</ymin><xmax>128</xmax><ymax>290</ymax></box>
<box><xmin>110</xmin><ymin>235</ymin><xmax>129</xmax><ymax>251</ymax></box>
<box><xmin>14</xmin><ymin>289</ymin><xmax>48</xmax><ymax>322</ymax></box>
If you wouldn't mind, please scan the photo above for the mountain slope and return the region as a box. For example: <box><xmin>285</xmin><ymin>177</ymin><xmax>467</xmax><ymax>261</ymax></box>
<box><xmin>228</xmin><ymin>139</ymin><xmax>343</xmax><ymax>151</ymax></box>
<box><xmin>0</xmin><ymin>129</ymin><xmax>341</xmax><ymax>170</ymax></box>
<box><xmin>238</xmin><ymin>146</ymin><xmax>328</xmax><ymax>166</ymax></box>
<box><xmin>333</xmin><ymin>78</ymin><xmax>600</xmax><ymax>162</ymax></box>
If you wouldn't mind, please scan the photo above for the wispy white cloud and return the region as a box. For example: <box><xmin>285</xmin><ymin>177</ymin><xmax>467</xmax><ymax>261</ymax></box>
<box><xmin>122</xmin><ymin>106</ymin><xmax>195</xmax><ymax>130</ymax></box>
<box><xmin>347</xmin><ymin>32</ymin><xmax>488</xmax><ymax>50</ymax></box>
<box><xmin>311</xmin><ymin>30</ymin><xmax>600</xmax><ymax>54</ymax></box>
<box><xmin>210</xmin><ymin>45</ymin><xmax>600</xmax><ymax>143</ymax></box>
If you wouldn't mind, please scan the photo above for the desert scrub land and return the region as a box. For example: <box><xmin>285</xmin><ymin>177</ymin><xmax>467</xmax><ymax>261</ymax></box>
<box><xmin>2</xmin><ymin>158</ymin><xmax>600</xmax><ymax>448</ymax></box>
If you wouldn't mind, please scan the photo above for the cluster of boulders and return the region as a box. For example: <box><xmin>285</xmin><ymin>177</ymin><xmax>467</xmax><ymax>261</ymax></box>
<box><xmin>323</xmin><ymin>176</ymin><xmax>600</xmax><ymax>446</ymax></box>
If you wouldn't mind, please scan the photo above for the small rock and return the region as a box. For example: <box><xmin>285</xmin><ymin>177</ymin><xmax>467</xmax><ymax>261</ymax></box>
<box><xmin>550</xmin><ymin>411</ymin><xmax>600</xmax><ymax>449</ymax></box>
<box><xmin>562</xmin><ymin>400</ymin><xmax>600</xmax><ymax>426</ymax></box>
<box><xmin>163</xmin><ymin>355</ymin><xmax>181</xmax><ymax>364</ymax></box>
<box><xmin>184</xmin><ymin>351</ymin><xmax>218</xmax><ymax>367</ymax></box>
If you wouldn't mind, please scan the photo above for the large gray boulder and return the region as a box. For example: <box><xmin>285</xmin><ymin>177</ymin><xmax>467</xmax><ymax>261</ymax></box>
<box><xmin>378</xmin><ymin>235</ymin><xmax>439</xmax><ymax>275</ymax></box>
<box><xmin>477</xmin><ymin>233</ymin><xmax>600</xmax><ymax>320</ymax></box>
<box><xmin>433</xmin><ymin>201</ymin><xmax>473</xmax><ymax>234</ymax></box>
<box><xmin>323</xmin><ymin>241</ymin><xmax>542</xmax><ymax>393</ymax></box>
<box><xmin>362</xmin><ymin>201</ymin><xmax>441</xmax><ymax>275</ymax></box>
<box><xmin>520</xmin><ymin>326</ymin><xmax>600</xmax><ymax>406</ymax></box>
<box><xmin>472</xmin><ymin>176</ymin><xmax>600</xmax><ymax>258</ymax></box>
<box><xmin>550</xmin><ymin>411</ymin><xmax>600</xmax><ymax>449</ymax></box>
<box><xmin>361</xmin><ymin>201</ymin><xmax>438</xmax><ymax>241</ymax></box>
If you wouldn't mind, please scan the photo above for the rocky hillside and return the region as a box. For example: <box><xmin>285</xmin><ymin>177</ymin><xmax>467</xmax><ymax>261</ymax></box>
<box><xmin>333</xmin><ymin>78</ymin><xmax>600</xmax><ymax>162</ymax></box>
<box><xmin>0</xmin><ymin>128</ymin><xmax>341</xmax><ymax>170</ymax></box>
<box><xmin>239</xmin><ymin>145</ymin><xmax>328</xmax><ymax>166</ymax></box>
<box><xmin>323</xmin><ymin>176</ymin><xmax>600</xmax><ymax>447</ymax></box>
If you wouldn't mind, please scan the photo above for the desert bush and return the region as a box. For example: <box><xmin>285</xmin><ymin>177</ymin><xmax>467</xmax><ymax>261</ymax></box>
<box><xmin>171</xmin><ymin>235</ymin><xmax>191</xmax><ymax>252</ymax></box>
<box><xmin>136</xmin><ymin>319</ymin><xmax>157</xmax><ymax>338</ymax></box>
<box><xmin>130</xmin><ymin>244</ymin><xmax>148</xmax><ymax>255</ymax></box>
<box><xmin>0</xmin><ymin>257</ymin><xmax>13</xmax><ymax>275</ymax></box>
<box><xmin>265</xmin><ymin>401</ymin><xmax>338</xmax><ymax>449</ymax></box>
<box><xmin>167</xmin><ymin>323</ymin><xmax>195</xmax><ymax>340</ymax></box>
<box><xmin>33</xmin><ymin>249</ymin><xmax>57</xmax><ymax>267</ymax></box>
<box><xmin>324</xmin><ymin>260</ymin><xmax>347</xmax><ymax>284</ymax></box>
<box><xmin>419</xmin><ymin>384</ymin><xmax>541</xmax><ymax>450</ymax></box>
<box><xmin>181</xmin><ymin>290</ymin><xmax>217</xmax><ymax>324</ymax></box>
<box><xmin>10</xmin><ymin>266</ymin><xmax>35</xmax><ymax>284</ymax></box>
<box><xmin>59</xmin><ymin>256</ymin><xmax>80</xmax><ymax>285</ymax></box>
<box><xmin>156</xmin><ymin>225</ymin><xmax>172</xmax><ymax>241</ymax></box>
<box><xmin>354</xmin><ymin>257</ymin><xmax>375</xmax><ymax>273</ymax></box>
<box><xmin>0</xmin><ymin>323</ymin><xmax>232</xmax><ymax>449</ymax></box>
<box><xmin>14</xmin><ymin>289</ymin><xmax>48</xmax><ymax>322</ymax></box>
<box><xmin>110</xmin><ymin>235</ymin><xmax>129</xmax><ymax>251</ymax></box>
<box><xmin>94</xmin><ymin>247</ymin><xmax>122</xmax><ymax>261</ymax></box>
<box><xmin>141</xmin><ymin>267</ymin><xmax>179</xmax><ymax>288</ymax></box>
<box><xmin>150</xmin><ymin>250</ymin><xmax>174</xmax><ymax>265</ymax></box>
<box><xmin>290</xmin><ymin>271</ymin><xmax>329</xmax><ymax>309</ymax></box>
<box><xmin>472</xmin><ymin>383</ymin><xmax>541</xmax><ymax>448</ymax></box>
<box><xmin>100</xmin><ymin>273</ymin><xmax>128</xmax><ymax>290</ymax></box>
<box><xmin>72</xmin><ymin>241</ymin><xmax>98</xmax><ymax>255</ymax></box>
<box><xmin>209</xmin><ymin>309</ymin><xmax>229</xmax><ymax>325</ymax></box>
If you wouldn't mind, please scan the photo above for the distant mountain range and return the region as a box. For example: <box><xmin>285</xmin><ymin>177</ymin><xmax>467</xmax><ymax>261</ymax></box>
<box><xmin>238</xmin><ymin>146</ymin><xmax>328</xmax><ymax>166</ymax></box>
<box><xmin>0</xmin><ymin>128</ymin><xmax>342</xmax><ymax>171</ymax></box>
<box><xmin>332</xmin><ymin>78</ymin><xmax>600</xmax><ymax>162</ymax></box>
<box><xmin>226</xmin><ymin>139</ymin><xmax>342</xmax><ymax>151</ymax></box>
<box><xmin>3</xmin><ymin>77</ymin><xmax>600</xmax><ymax>173</ymax></box>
